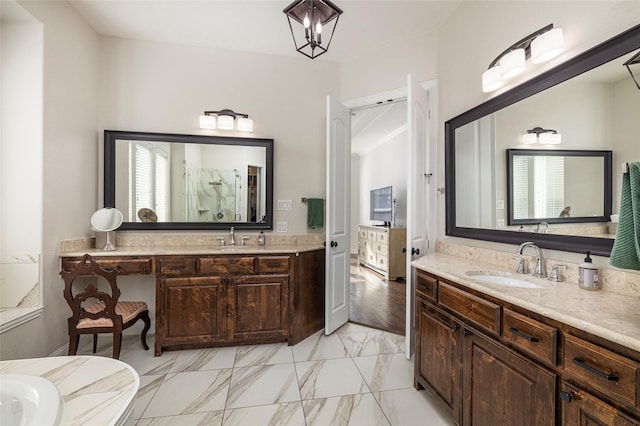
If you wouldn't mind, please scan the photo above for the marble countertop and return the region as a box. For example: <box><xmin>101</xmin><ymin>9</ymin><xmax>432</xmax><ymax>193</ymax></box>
<box><xmin>412</xmin><ymin>253</ymin><xmax>640</xmax><ymax>353</ymax></box>
<box><xmin>0</xmin><ymin>356</ymin><xmax>139</xmax><ymax>426</ymax></box>
<box><xmin>60</xmin><ymin>243</ymin><xmax>325</xmax><ymax>258</ymax></box>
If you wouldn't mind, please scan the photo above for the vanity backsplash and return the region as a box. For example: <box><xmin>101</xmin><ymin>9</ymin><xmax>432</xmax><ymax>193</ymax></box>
<box><xmin>436</xmin><ymin>239</ymin><xmax>640</xmax><ymax>298</ymax></box>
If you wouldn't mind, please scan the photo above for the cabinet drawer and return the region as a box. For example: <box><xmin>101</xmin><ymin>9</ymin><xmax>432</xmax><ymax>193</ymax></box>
<box><xmin>563</xmin><ymin>334</ymin><xmax>640</xmax><ymax>408</ymax></box>
<box><xmin>376</xmin><ymin>255</ymin><xmax>388</xmax><ymax>271</ymax></box>
<box><xmin>503</xmin><ymin>309</ymin><xmax>557</xmax><ymax>366</ymax></box>
<box><xmin>257</xmin><ymin>256</ymin><xmax>290</xmax><ymax>274</ymax></box>
<box><xmin>158</xmin><ymin>257</ymin><xmax>196</xmax><ymax>275</ymax></box>
<box><xmin>359</xmin><ymin>229</ymin><xmax>367</xmax><ymax>239</ymax></box>
<box><xmin>377</xmin><ymin>231</ymin><xmax>388</xmax><ymax>244</ymax></box>
<box><xmin>62</xmin><ymin>257</ymin><xmax>152</xmax><ymax>275</ymax></box>
<box><xmin>373</xmin><ymin>242</ymin><xmax>388</xmax><ymax>255</ymax></box>
<box><xmin>416</xmin><ymin>271</ymin><xmax>438</xmax><ymax>303</ymax></box>
<box><xmin>368</xmin><ymin>230</ymin><xmax>376</xmax><ymax>240</ymax></box>
<box><xmin>199</xmin><ymin>257</ymin><xmax>255</xmax><ymax>274</ymax></box>
<box><xmin>438</xmin><ymin>282</ymin><xmax>500</xmax><ymax>335</ymax></box>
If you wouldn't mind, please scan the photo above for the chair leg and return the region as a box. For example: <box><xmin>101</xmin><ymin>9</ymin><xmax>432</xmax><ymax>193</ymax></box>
<box><xmin>113</xmin><ymin>332</ymin><xmax>123</xmax><ymax>360</ymax></box>
<box><xmin>140</xmin><ymin>311</ymin><xmax>151</xmax><ymax>351</ymax></box>
<box><xmin>68</xmin><ymin>334</ymin><xmax>80</xmax><ymax>356</ymax></box>
<box><xmin>92</xmin><ymin>334</ymin><xmax>98</xmax><ymax>353</ymax></box>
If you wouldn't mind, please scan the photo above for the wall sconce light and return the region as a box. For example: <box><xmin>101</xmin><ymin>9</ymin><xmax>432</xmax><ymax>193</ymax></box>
<box><xmin>482</xmin><ymin>24</ymin><xmax>564</xmax><ymax>93</ymax></box>
<box><xmin>199</xmin><ymin>109</ymin><xmax>253</xmax><ymax>132</ymax></box>
<box><xmin>624</xmin><ymin>50</ymin><xmax>640</xmax><ymax>90</ymax></box>
<box><xmin>283</xmin><ymin>0</ymin><xmax>343</xmax><ymax>59</ymax></box>
<box><xmin>522</xmin><ymin>127</ymin><xmax>561</xmax><ymax>145</ymax></box>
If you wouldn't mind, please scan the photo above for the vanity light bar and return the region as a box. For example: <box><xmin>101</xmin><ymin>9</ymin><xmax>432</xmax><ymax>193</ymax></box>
<box><xmin>199</xmin><ymin>109</ymin><xmax>254</xmax><ymax>132</ymax></box>
<box><xmin>482</xmin><ymin>24</ymin><xmax>564</xmax><ymax>93</ymax></box>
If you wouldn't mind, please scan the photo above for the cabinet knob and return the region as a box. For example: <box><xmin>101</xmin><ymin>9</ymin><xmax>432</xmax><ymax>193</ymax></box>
<box><xmin>461</xmin><ymin>328</ymin><xmax>471</xmax><ymax>337</ymax></box>
<box><xmin>560</xmin><ymin>391</ymin><xmax>574</xmax><ymax>403</ymax></box>
<box><xmin>450</xmin><ymin>323</ymin><xmax>460</xmax><ymax>332</ymax></box>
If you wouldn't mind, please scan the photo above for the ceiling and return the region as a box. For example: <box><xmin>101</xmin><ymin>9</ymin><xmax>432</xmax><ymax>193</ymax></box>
<box><xmin>68</xmin><ymin>0</ymin><xmax>461</xmax><ymax>63</ymax></box>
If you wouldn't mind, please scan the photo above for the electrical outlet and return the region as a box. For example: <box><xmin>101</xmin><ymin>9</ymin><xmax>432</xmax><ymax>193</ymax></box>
<box><xmin>277</xmin><ymin>200</ymin><xmax>292</xmax><ymax>211</ymax></box>
<box><xmin>497</xmin><ymin>219</ymin><xmax>505</xmax><ymax>228</ymax></box>
<box><xmin>496</xmin><ymin>200</ymin><xmax>505</xmax><ymax>210</ymax></box>
<box><xmin>276</xmin><ymin>221</ymin><xmax>288</xmax><ymax>233</ymax></box>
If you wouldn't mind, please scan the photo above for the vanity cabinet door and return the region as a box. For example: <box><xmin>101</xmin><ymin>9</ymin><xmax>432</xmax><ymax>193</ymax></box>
<box><xmin>227</xmin><ymin>275</ymin><xmax>289</xmax><ymax>342</ymax></box>
<box><xmin>157</xmin><ymin>276</ymin><xmax>227</xmax><ymax>353</ymax></box>
<box><xmin>462</xmin><ymin>328</ymin><xmax>556</xmax><ymax>426</ymax></box>
<box><xmin>560</xmin><ymin>381</ymin><xmax>640</xmax><ymax>426</ymax></box>
<box><xmin>415</xmin><ymin>299</ymin><xmax>462</xmax><ymax>424</ymax></box>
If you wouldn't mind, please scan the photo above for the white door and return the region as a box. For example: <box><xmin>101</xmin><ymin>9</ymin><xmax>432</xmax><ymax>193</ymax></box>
<box><xmin>325</xmin><ymin>95</ymin><xmax>351</xmax><ymax>334</ymax></box>
<box><xmin>405</xmin><ymin>75</ymin><xmax>430</xmax><ymax>357</ymax></box>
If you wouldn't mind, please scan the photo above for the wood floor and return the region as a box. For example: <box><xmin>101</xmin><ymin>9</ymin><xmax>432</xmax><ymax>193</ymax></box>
<box><xmin>349</xmin><ymin>256</ymin><xmax>406</xmax><ymax>335</ymax></box>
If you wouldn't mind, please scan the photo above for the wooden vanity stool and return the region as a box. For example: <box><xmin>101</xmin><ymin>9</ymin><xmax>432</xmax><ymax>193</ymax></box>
<box><xmin>61</xmin><ymin>254</ymin><xmax>150</xmax><ymax>359</ymax></box>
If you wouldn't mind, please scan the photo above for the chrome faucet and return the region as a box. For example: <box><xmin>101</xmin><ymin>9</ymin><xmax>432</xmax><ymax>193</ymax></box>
<box><xmin>229</xmin><ymin>227</ymin><xmax>236</xmax><ymax>246</ymax></box>
<box><xmin>535</xmin><ymin>221</ymin><xmax>550</xmax><ymax>233</ymax></box>
<box><xmin>517</xmin><ymin>241</ymin><xmax>546</xmax><ymax>278</ymax></box>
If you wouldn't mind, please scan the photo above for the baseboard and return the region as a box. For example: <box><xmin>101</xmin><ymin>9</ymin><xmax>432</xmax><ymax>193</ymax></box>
<box><xmin>49</xmin><ymin>344</ymin><xmax>68</xmax><ymax>357</ymax></box>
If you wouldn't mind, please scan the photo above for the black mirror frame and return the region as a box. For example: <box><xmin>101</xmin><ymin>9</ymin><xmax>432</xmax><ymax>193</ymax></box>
<box><xmin>506</xmin><ymin>149</ymin><xmax>612</xmax><ymax>226</ymax></box>
<box><xmin>445</xmin><ymin>24</ymin><xmax>640</xmax><ymax>257</ymax></box>
<box><xmin>104</xmin><ymin>130</ymin><xmax>274</xmax><ymax>231</ymax></box>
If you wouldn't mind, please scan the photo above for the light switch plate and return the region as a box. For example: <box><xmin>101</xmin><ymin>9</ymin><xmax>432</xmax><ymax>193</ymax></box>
<box><xmin>277</xmin><ymin>200</ymin><xmax>293</xmax><ymax>211</ymax></box>
<box><xmin>496</xmin><ymin>200</ymin><xmax>504</xmax><ymax>210</ymax></box>
<box><xmin>276</xmin><ymin>221</ymin><xmax>288</xmax><ymax>233</ymax></box>
<box><xmin>497</xmin><ymin>219</ymin><xmax>505</xmax><ymax>228</ymax></box>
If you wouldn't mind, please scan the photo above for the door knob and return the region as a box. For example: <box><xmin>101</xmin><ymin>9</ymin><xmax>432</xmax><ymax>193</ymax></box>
<box><xmin>560</xmin><ymin>391</ymin><xmax>574</xmax><ymax>403</ymax></box>
<box><xmin>412</xmin><ymin>248</ymin><xmax>420</xmax><ymax>256</ymax></box>
<box><xmin>330</xmin><ymin>241</ymin><xmax>338</xmax><ymax>248</ymax></box>
<box><xmin>402</xmin><ymin>247</ymin><xmax>407</xmax><ymax>254</ymax></box>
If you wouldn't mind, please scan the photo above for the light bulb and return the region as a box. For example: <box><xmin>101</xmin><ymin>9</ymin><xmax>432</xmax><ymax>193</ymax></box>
<box><xmin>500</xmin><ymin>49</ymin><xmax>526</xmax><ymax>80</ymax></box>
<box><xmin>303</xmin><ymin>14</ymin><xmax>310</xmax><ymax>29</ymax></box>
<box><xmin>315</xmin><ymin>21</ymin><xmax>322</xmax><ymax>34</ymax></box>
<box><xmin>482</xmin><ymin>66</ymin><xmax>504</xmax><ymax>92</ymax></box>
<box><xmin>522</xmin><ymin>133</ymin><xmax>538</xmax><ymax>144</ymax></box>
<box><xmin>531</xmin><ymin>28</ymin><xmax>563</xmax><ymax>64</ymax></box>
<box><xmin>217</xmin><ymin>115</ymin><xmax>234</xmax><ymax>130</ymax></box>
<box><xmin>199</xmin><ymin>115</ymin><xmax>216</xmax><ymax>130</ymax></box>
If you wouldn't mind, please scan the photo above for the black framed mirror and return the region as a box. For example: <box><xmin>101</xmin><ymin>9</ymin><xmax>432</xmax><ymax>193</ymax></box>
<box><xmin>506</xmin><ymin>149</ymin><xmax>612</xmax><ymax>226</ymax></box>
<box><xmin>445</xmin><ymin>24</ymin><xmax>640</xmax><ymax>256</ymax></box>
<box><xmin>104</xmin><ymin>130</ymin><xmax>274</xmax><ymax>230</ymax></box>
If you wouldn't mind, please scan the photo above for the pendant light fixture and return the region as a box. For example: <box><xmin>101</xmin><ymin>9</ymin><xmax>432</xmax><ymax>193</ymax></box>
<box><xmin>623</xmin><ymin>50</ymin><xmax>640</xmax><ymax>90</ymax></box>
<box><xmin>482</xmin><ymin>24</ymin><xmax>564</xmax><ymax>93</ymax></box>
<box><xmin>199</xmin><ymin>109</ymin><xmax>253</xmax><ymax>132</ymax></box>
<box><xmin>283</xmin><ymin>0</ymin><xmax>343</xmax><ymax>59</ymax></box>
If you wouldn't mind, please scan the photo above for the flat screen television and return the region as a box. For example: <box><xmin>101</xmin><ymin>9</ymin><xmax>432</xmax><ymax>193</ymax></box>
<box><xmin>370</xmin><ymin>186</ymin><xmax>393</xmax><ymax>226</ymax></box>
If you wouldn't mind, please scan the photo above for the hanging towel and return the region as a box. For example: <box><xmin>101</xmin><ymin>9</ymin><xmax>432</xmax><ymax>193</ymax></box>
<box><xmin>307</xmin><ymin>198</ymin><xmax>324</xmax><ymax>229</ymax></box>
<box><xmin>610</xmin><ymin>162</ymin><xmax>640</xmax><ymax>270</ymax></box>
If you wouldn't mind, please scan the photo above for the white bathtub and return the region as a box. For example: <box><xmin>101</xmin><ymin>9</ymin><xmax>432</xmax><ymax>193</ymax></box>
<box><xmin>0</xmin><ymin>374</ymin><xmax>63</xmax><ymax>426</ymax></box>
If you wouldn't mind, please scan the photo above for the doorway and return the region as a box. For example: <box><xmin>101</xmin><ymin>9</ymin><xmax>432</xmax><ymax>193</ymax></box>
<box><xmin>350</xmin><ymin>98</ymin><xmax>408</xmax><ymax>335</ymax></box>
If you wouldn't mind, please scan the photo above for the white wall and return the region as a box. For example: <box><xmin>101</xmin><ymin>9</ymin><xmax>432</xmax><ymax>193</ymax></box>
<box><xmin>357</xmin><ymin>130</ymin><xmax>408</xmax><ymax>228</ymax></box>
<box><xmin>99</xmin><ymin>37</ymin><xmax>339</xmax><ymax>236</ymax></box>
<box><xmin>1</xmin><ymin>6</ymin><xmax>43</xmax><ymax>310</ymax></box>
<box><xmin>1</xmin><ymin>0</ymin><xmax>101</xmax><ymax>360</ymax></box>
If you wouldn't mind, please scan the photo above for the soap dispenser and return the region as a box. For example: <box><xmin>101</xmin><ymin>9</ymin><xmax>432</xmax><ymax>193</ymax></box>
<box><xmin>578</xmin><ymin>251</ymin><xmax>599</xmax><ymax>290</ymax></box>
<box><xmin>258</xmin><ymin>230</ymin><xmax>266</xmax><ymax>246</ymax></box>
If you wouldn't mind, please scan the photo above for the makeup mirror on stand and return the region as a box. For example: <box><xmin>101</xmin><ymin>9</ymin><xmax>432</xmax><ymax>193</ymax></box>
<box><xmin>91</xmin><ymin>208</ymin><xmax>123</xmax><ymax>251</ymax></box>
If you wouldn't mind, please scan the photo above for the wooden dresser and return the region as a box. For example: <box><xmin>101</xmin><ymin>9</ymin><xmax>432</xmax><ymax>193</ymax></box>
<box><xmin>357</xmin><ymin>225</ymin><xmax>406</xmax><ymax>280</ymax></box>
<box><xmin>61</xmin><ymin>247</ymin><xmax>325</xmax><ymax>356</ymax></box>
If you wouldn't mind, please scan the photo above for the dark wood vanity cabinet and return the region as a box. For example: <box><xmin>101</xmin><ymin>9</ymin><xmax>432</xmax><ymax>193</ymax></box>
<box><xmin>414</xmin><ymin>269</ymin><xmax>640</xmax><ymax>426</ymax></box>
<box><xmin>61</xmin><ymin>249</ymin><xmax>325</xmax><ymax>356</ymax></box>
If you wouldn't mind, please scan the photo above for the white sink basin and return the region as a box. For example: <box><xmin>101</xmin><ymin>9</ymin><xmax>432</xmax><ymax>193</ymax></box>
<box><xmin>466</xmin><ymin>271</ymin><xmax>545</xmax><ymax>289</ymax></box>
<box><xmin>0</xmin><ymin>374</ymin><xmax>63</xmax><ymax>426</ymax></box>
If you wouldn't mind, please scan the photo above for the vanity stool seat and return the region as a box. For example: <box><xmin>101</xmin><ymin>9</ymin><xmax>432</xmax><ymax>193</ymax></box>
<box><xmin>61</xmin><ymin>254</ymin><xmax>151</xmax><ymax>360</ymax></box>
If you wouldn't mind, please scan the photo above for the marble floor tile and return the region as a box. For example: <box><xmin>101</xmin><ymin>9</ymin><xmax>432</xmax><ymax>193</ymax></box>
<box><xmin>384</xmin><ymin>332</ymin><xmax>406</xmax><ymax>351</ymax></box>
<box><xmin>292</xmin><ymin>331</ymin><xmax>349</xmax><ymax>362</ymax></box>
<box><xmin>137</xmin><ymin>410</ymin><xmax>224</xmax><ymax>425</ymax></box>
<box><xmin>223</xmin><ymin>401</ymin><xmax>306</xmax><ymax>426</ymax></box>
<box><xmin>142</xmin><ymin>369</ymin><xmax>232</xmax><ymax>418</ymax></box>
<box><xmin>374</xmin><ymin>388</ymin><xmax>455</xmax><ymax>426</ymax></box>
<box><xmin>339</xmin><ymin>331</ymin><xmax>402</xmax><ymax>357</ymax></box>
<box><xmin>303</xmin><ymin>393</ymin><xmax>390</xmax><ymax>426</ymax></box>
<box><xmin>169</xmin><ymin>346</ymin><xmax>237</xmax><ymax>373</ymax></box>
<box><xmin>233</xmin><ymin>342</ymin><xmax>293</xmax><ymax>367</ymax></box>
<box><xmin>132</xmin><ymin>375</ymin><xmax>164</xmax><ymax>420</ymax></box>
<box><xmin>336</xmin><ymin>322</ymin><xmax>372</xmax><ymax>335</ymax></box>
<box><xmin>353</xmin><ymin>353</ymin><xmax>414</xmax><ymax>392</ymax></box>
<box><xmin>296</xmin><ymin>358</ymin><xmax>369</xmax><ymax>400</ymax></box>
<box><xmin>226</xmin><ymin>363</ymin><xmax>300</xmax><ymax>409</ymax></box>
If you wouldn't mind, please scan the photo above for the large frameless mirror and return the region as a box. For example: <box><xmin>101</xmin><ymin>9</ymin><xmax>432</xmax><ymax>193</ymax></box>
<box><xmin>104</xmin><ymin>130</ymin><xmax>274</xmax><ymax>230</ymax></box>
